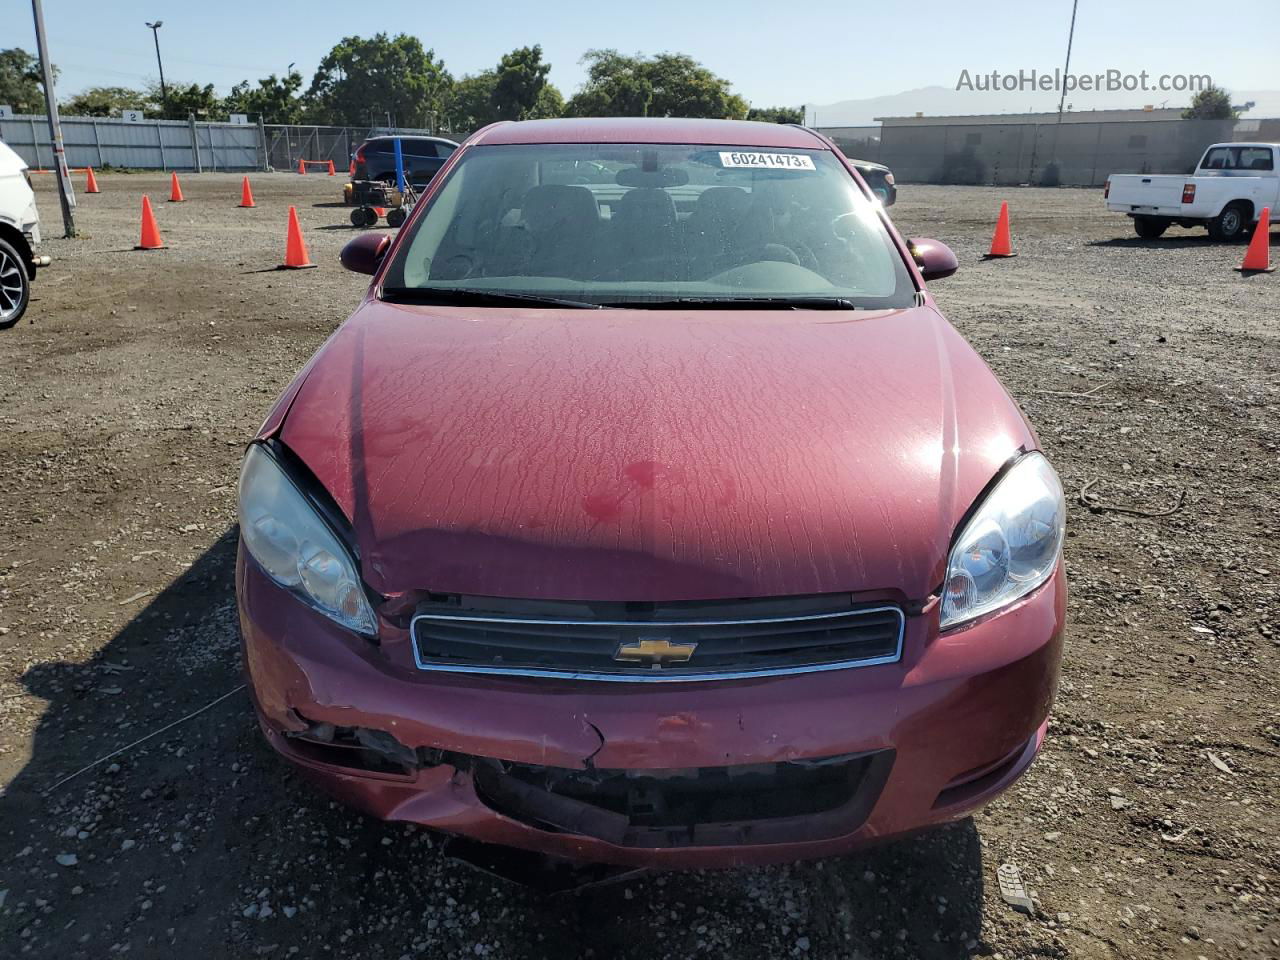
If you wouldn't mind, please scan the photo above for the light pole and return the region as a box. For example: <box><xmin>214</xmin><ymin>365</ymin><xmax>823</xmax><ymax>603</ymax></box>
<box><xmin>145</xmin><ymin>21</ymin><xmax>168</xmax><ymax>117</ymax></box>
<box><xmin>30</xmin><ymin>0</ymin><xmax>76</xmax><ymax>236</ymax></box>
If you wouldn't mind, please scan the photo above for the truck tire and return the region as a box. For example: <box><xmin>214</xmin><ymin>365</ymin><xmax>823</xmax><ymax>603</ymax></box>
<box><xmin>0</xmin><ymin>237</ymin><xmax>31</xmax><ymax>330</ymax></box>
<box><xmin>1133</xmin><ymin>216</ymin><xmax>1168</xmax><ymax>240</ymax></box>
<box><xmin>1207</xmin><ymin>203</ymin><xmax>1249</xmax><ymax>242</ymax></box>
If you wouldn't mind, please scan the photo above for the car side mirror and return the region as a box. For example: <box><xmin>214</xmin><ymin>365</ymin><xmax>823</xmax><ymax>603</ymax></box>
<box><xmin>909</xmin><ymin>238</ymin><xmax>959</xmax><ymax>281</ymax></box>
<box><xmin>340</xmin><ymin>233</ymin><xmax>391</xmax><ymax>275</ymax></box>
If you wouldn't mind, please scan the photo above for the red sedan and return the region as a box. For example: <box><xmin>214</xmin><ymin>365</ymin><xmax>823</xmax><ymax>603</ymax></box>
<box><xmin>237</xmin><ymin>117</ymin><xmax>1066</xmax><ymax>870</ymax></box>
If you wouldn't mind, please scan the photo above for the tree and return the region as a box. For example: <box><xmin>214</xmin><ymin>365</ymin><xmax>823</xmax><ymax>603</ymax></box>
<box><xmin>492</xmin><ymin>45</ymin><xmax>552</xmax><ymax>121</ymax></box>
<box><xmin>531</xmin><ymin>83</ymin><xmax>564</xmax><ymax>120</ymax></box>
<box><xmin>445</xmin><ymin>71</ymin><xmax>498</xmax><ymax>131</ymax></box>
<box><xmin>0</xmin><ymin>47</ymin><xmax>51</xmax><ymax>114</ymax></box>
<box><xmin>747</xmin><ymin>106</ymin><xmax>803</xmax><ymax>125</ymax></box>
<box><xmin>62</xmin><ymin>86</ymin><xmax>149</xmax><ymax>117</ymax></box>
<box><xmin>1182</xmin><ymin>85</ymin><xmax>1238</xmax><ymax>120</ymax></box>
<box><xmin>645</xmin><ymin>53</ymin><xmax>747</xmax><ymax>119</ymax></box>
<box><xmin>151</xmin><ymin>81</ymin><xmax>220</xmax><ymax>119</ymax></box>
<box><xmin>566</xmin><ymin>50</ymin><xmax>652</xmax><ymax>117</ymax></box>
<box><xmin>446</xmin><ymin>49</ymin><xmax>564</xmax><ymax>133</ymax></box>
<box><xmin>224</xmin><ymin>71</ymin><xmax>304</xmax><ymax>124</ymax></box>
<box><xmin>566</xmin><ymin>50</ymin><xmax>746</xmax><ymax>119</ymax></box>
<box><xmin>307</xmin><ymin>34</ymin><xmax>451</xmax><ymax>128</ymax></box>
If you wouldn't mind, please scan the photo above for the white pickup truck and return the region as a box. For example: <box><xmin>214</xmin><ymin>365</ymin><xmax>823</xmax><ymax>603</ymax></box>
<box><xmin>0</xmin><ymin>139</ymin><xmax>45</xmax><ymax>329</ymax></box>
<box><xmin>1105</xmin><ymin>142</ymin><xmax>1280</xmax><ymax>241</ymax></box>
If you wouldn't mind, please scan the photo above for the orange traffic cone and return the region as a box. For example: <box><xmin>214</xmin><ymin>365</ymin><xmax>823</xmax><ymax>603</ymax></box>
<box><xmin>327</xmin><ymin>159</ymin><xmax>336</xmax><ymax>176</ymax></box>
<box><xmin>239</xmin><ymin>176</ymin><xmax>256</xmax><ymax>208</ymax></box>
<box><xmin>85</xmin><ymin>167</ymin><xmax>101</xmax><ymax>193</ymax></box>
<box><xmin>1236</xmin><ymin>206</ymin><xmax>1274</xmax><ymax>273</ymax></box>
<box><xmin>135</xmin><ymin>196</ymin><xmax>165</xmax><ymax>250</ymax></box>
<box><xmin>168</xmin><ymin>171</ymin><xmax>185</xmax><ymax>203</ymax></box>
<box><xmin>985</xmin><ymin>201</ymin><xmax>1015</xmax><ymax>258</ymax></box>
<box><xmin>373</xmin><ymin>207</ymin><xmax>386</xmax><ymax>219</ymax></box>
<box><xmin>297</xmin><ymin>158</ymin><xmax>306</xmax><ymax>175</ymax></box>
<box><xmin>280</xmin><ymin>205</ymin><xmax>316</xmax><ymax>269</ymax></box>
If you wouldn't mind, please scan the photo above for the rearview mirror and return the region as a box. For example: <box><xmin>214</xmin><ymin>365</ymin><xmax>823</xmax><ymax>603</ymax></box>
<box><xmin>908</xmin><ymin>238</ymin><xmax>958</xmax><ymax>281</ymax></box>
<box><xmin>340</xmin><ymin>233</ymin><xmax>391</xmax><ymax>275</ymax></box>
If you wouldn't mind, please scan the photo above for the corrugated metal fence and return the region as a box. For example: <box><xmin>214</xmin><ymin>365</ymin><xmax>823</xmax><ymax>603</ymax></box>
<box><xmin>822</xmin><ymin>117</ymin><xmax>1265</xmax><ymax>187</ymax></box>
<box><xmin>1</xmin><ymin>115</ymin><xmax>261</xmax><ymax>171</ymax></box>
<box><xmin>6</xmin><ymin>112</ymin><xmax>1274</xmax><ymax>185</ymax></box>
<box><xmin>0</xmin><ymin>115</ymin><xmax>443</xmax><ymax>172</ymax></box>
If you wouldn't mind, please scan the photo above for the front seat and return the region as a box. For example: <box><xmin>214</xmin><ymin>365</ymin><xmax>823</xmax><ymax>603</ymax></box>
<box><xmin>606</xmin><ymin>187</ymin><xmax>683</xmax><ymax>281</ymax></box>
<box><xmin>519</xmin><ymin>185</ymin><xmax>601</xmax><ymax>280</ymax></box>
<box><xmin>686</xmin><ymin>186</ymin><xmax>750</xmax><ymax>278</ymax></box>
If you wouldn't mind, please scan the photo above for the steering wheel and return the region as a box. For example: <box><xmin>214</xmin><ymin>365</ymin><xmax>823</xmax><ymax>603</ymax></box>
<box><xmin>830</xmin><ymin>212</ymin><xmax>860</xmax><ymax>240</ymax></box>
<box><xmin>438</xmin><ymin>253</ymin><xmax>478</xmax><ymax>280</ymax></box>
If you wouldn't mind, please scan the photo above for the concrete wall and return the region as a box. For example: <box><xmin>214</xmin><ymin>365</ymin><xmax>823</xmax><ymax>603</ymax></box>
<box><xmin>821</xmin><ymin>117</ymin><xmax>1245</xmax><ymax>186</ymax></box>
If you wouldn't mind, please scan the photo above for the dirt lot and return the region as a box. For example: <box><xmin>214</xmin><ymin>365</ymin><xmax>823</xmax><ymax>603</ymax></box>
<box><xmin>1</xmin><ymin>171</ymin><xmax>1277</xmax><ymax>959</ymax></box>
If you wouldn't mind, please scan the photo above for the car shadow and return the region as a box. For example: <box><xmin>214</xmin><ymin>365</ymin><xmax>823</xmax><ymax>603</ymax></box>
<box><xmin>316</xmin><ymin>223</ymin><xmax>394</xmax><ymax>232</ymax></box>
<box><xmin>0</xmin><ymin>528</ymin><xmax>989</xmax><ymax>959</ymax></box>
<box><xmin>1089</xmin><ymin>227</ymin><xmax>1277</xmax><ymax>249</ymax></box>
<box><xmin>544</xmin><ymin>820</ymin><xmax>988</xmax><ymax>959</ymax></box>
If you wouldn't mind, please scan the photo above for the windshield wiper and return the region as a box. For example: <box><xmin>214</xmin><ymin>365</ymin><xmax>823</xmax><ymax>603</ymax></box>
<box><xmin>380</xmin><ymin>286</ymin><xmax>603</xmax><ymax>309</ymax></box>
<box><xmin>606</xmin><ymin>296</ymin><xmax>865</xmax><ymax>310</ymax></box>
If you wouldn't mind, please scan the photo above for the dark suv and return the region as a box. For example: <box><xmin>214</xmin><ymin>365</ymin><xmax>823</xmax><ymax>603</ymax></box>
<box><xmin>850</xmin><ymin>159</ymin><xmax>896</xmax><ymax>206</ymax></box>
<box><xmin>352</xmin><ymin>135</ymin><xmax>459</xmax><ymax>186</ymax></box>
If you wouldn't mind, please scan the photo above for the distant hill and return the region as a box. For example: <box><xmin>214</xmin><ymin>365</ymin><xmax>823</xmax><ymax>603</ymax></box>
<box><xmin>805</xmin><ymin>85</ymin><xmax>1280</xmax><ymax>127</ymax></box>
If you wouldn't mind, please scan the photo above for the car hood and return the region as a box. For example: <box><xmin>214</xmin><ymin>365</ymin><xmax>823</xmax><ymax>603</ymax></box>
<box><xmin>277</xmin><ymin>301</ymin><xmax>1035</xmax><ymax>602</ymax></box>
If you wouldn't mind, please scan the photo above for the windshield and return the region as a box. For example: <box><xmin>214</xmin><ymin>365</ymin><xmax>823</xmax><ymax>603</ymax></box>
<box><xmin>381</xmin><ymin>142</ymin><xmax>914</xmax><ymax>308</ymax></box>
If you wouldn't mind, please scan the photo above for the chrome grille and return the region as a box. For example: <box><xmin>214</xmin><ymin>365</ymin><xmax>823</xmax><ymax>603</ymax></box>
<box><xmin>410</xmin><ymin>595</ymin><xmax>904</xmax><ymax>682</ymax></box>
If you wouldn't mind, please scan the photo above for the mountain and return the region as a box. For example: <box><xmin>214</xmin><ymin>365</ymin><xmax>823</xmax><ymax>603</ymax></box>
<box><xmin>805</xmin><ymin>85</ymin><xmax>1280</xmax><ymax>127</ymax></box>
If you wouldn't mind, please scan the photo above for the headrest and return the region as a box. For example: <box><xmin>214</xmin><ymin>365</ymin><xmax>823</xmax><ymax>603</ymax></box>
<box><xmin>614</xmin><ymin>187</ymin><xmax>677</xmax><ymax>228</ymax></box>
<box><xmin>520</xmin><ymin>185</ymin><xmax>600</xmax><ymax>232</ymax></box>
<box><xmin>692</xmin><ymin>186</ymin><xmax>750</xmax><ymax>221</ymax></box>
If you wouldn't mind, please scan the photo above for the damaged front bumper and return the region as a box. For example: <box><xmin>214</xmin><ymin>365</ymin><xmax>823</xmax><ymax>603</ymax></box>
<box><xmin>238</xmin><ymin>545</ymin><xmax>1064</xmax><ymax>869</ymax></box>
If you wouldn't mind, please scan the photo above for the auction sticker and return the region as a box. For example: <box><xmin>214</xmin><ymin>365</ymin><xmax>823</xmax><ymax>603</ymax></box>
<box><xmin>719</xmin><ymin>151</ymin><xmax>816</xmax><ymax>171</ymax></box>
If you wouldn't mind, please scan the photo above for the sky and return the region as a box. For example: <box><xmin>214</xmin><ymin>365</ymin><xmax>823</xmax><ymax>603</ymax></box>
<box><xmin>8</xmin><ymin>0</ymin><xmax>1276</xmax><ymax>112</ymax></box>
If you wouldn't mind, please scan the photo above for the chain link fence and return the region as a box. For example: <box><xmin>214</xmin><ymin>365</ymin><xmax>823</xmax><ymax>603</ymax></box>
<box><xmin>261</xmin><ymin>125</ymin><xmax>440</xmax><ymax>172</ymax></box>
<box><xmin>820</xmin><ymin>126</ymin><xmax>882</xmax><ymax>164</ymax></box>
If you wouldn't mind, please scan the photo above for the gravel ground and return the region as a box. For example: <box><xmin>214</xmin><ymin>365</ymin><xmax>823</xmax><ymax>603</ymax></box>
<box><xmin>1</xmin><ymin>171</ymin><xmax>1278</xmax><ymax>959</ymax></box>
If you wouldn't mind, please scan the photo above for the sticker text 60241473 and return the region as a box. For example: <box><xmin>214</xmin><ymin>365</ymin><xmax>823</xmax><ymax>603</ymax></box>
<box><xmin>718</xmin><ymin>152</ymin><xmax>816</xmax><ymax>171</ymax></box>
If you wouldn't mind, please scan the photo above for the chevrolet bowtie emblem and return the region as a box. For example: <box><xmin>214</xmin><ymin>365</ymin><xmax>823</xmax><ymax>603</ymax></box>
<box><xmin>614</xmin><ymin>637</ymin><xmax>697</xmax><ymax>665</ymax></box>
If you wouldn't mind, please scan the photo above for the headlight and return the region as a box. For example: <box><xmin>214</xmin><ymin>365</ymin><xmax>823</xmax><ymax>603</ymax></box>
<box><xmin>939</xmin><ymin>452</ymin><xmax>1065</xmax><ymax>630</ymax></box>
<box><xmin>238</xmin><ymin>444</ymin><xmax>378</xmax><ymax>636</ymax></box>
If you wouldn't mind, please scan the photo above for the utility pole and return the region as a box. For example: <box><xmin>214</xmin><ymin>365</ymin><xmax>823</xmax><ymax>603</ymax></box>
<box><xmin>1032</xmin><ymin>0</ymin><xmax>1080</xmax><ymax>184</ymax></box>
<box><xmin>1055</xmin><ymin>0</ymin><xmax>1080</xmax><ymax>124</ymax></box>
<box><xmin>146</xmin><ymin>21</ymin><xmax>168</xmax><ymax>117</ymax></box>
<box><xmin>1050</xmin><ymin>0</ymin><xmax>1080</xmax><ymax>168</ymax></box>
<box><xmin>31</xmin><ymin>0</ymin><xmax>76</xmax><ymax>237</ymax></box>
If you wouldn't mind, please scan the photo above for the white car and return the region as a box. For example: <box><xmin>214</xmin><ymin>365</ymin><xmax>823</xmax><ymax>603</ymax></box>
<box><xmin>0</xmin><ymin>139</ymin><xmax>45</xmax><ymax>328</ymax></box>
<box><xmin>1104</xmin><ymin>142</ymin><xmax>1280</xmax><ymax>241</ymax></box>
